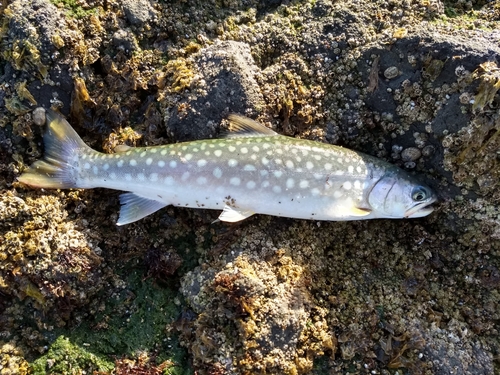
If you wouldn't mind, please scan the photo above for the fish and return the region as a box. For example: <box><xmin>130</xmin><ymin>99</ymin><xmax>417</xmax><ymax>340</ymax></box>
<box><xmin>18</xmin><ymin>109</ymin><xmax>437</xmax><ymax>225</ymax></box>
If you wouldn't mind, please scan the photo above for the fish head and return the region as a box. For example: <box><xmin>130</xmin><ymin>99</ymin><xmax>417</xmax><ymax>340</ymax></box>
<box><xmin>367</xmin><ymin>172</ymin><xmax>437</xmax><ymax>219</ymax></box>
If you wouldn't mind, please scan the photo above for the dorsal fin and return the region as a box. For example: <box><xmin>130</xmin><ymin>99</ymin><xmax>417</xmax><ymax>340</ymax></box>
<box><xmin>221</xmin><ymin>114</ymin><xmax>278</xmax><ymax>138</ymax></box>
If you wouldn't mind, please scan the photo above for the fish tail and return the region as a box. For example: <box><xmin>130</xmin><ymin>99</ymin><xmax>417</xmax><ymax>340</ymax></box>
<box><xmin>18</xmin><ymin>109</ymin><xmax>95</xmax><ymax>189</ymax></box>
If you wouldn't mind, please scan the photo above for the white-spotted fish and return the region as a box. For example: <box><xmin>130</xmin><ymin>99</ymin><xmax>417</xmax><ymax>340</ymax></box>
<box><xmin>18</xmin><ymin>109</ymin><xmax>437</xmax><ymax>225</ymax></box>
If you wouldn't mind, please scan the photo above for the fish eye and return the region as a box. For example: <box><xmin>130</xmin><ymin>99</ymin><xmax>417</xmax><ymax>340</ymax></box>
<box><xmin>412</xmin><ymin>186</ymin><xmax>428</xmax><ymax>202</ymax></box>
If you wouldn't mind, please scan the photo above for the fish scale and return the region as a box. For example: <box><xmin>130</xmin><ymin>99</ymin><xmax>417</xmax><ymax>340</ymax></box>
<box><xmin>18</xmin><ymin>110</ymin><xmax>437</xmax><ymax>225</ymax></box>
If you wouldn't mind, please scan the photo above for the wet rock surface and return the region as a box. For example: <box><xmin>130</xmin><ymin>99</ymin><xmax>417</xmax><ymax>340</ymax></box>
<box><xmin>0</xmin><ymin>0</ymin><xmax>499</xmax><ymax>374</ymax></box>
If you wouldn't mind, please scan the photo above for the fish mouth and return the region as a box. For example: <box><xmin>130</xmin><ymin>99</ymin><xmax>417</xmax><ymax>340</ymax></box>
<box><xmin>404</xmin><ymin>197</ymin><xmax>437</xmax><ymax>218</ymax></box>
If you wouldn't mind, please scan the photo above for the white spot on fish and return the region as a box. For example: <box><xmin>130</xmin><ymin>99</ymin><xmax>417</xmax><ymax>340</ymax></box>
<box><xmin>299</xmin><ymin>180</ymin><xmax>309</xmax><ymax>189</ymax></box>
<box><xmin>241</xmin><ymin>147</ymin><xmax>248</xmax><ymax>154</ymax></box>
<box><xmin>117</xmin><ymin>160</ymin><xmax>124</xmax><ymax>167</ymax></box>
<box><xmin>125</xmin><ymin>173</ymin><xmax>132</xmax><ymax>181</ymax></box>
<box><xmin>161</xmin><ymin>149</ymin><xmax>167</xmax><ymax>156</ymax></box>
<box><xmin>301</xmin><ymin>149</ymin><xmax>309</xmax><ymax>156</ymax></box>
<box><xmin>170</xmin><ymin>160</ymin><xmax>177</xmax><ymax>168</ymax></box>
<box><xmin>213</xmin><ymin>167</ymin><xmax>223</xmax><ymax>178</ymax></box>
<box><xmin>185</xmin><ymin>154</ymin><xmax>193</xmax><ymax>161</ymax></box>
<box><xmin>252</xmin><ymin>146</ymin><xmax>260</xmax><ymax>152</ymax></box>
<box><xmin>274</xmin><ymin>171</ymin><xmax>283</xmax><ymax>178</ymax></box>
<box><xmin>333</xmin><ymin>190</ymin><xmax>343</xmax><ymax>198</ymax></box>
<box><xmin>313</xmin><ymin>155</ymin><xmax>322</xmax><ymax>161</ymax></box>
<box><xmin>261</xmin><ymin>157</ymin><xmax>270</xmax><ymax>166</ymax></box>
<box><xmin>260</xmin><ymin>170</ymin><xmax>269</xmax><ymax>177</ymax></box>
<box><xmin>251</xmin><ymin>154</ymin><xmax>257</xmax><ymax>161</ymax></box>
<box><xmin>197</xmin><ymin>176</ymin><xmax>207</xmax><ymax>185</ymax></box>
<box><xmin>138</xmin><ymin>173</ymin><xmax>146</xmax><ymax>181</ymax></box>
<box><xmin>150</xmin><ymin>148</ymin><xmax>157</xmax><ymax>153</ymax></box>
<box><xmin>140</xmin><ymin>151</ymin><xmax>147</xmax><ymax>157</ymax></box>
<box><xmin>84</xmin><ymin>162</ymin><xmax>91</xmax><ymax>169</ymax></box>
<box><xmin>348</xmin><ymin>166</ymin><xmax>354</xmax><ymax>173</ymax></box>
<box><xmin>130</xmin><ymin>159</ymin><xmax>137</xmax><ymax>166</ymax></box>
<box><xmin>228</xmin><ymin>159</ymin><xmax>238</xmax><ymax>167</ymax></box>
<box><xmin>230</xmin><ymin>177</ymin><xmax>241</xmax><ymax>186</ymax></box>
<box><xmin>334</xmin><ymin>170</ymin><xmax>344</xmax><ymax>176</ymax></box>
<box><xmin>228</xmin><ymin>145</ymin><xmax>236</xmax><ymax>152</ymax></box>
<box><xmin>262</xmin><ymin>181</ymin><xmax>270</xmax><ymax>188</ymax></box>
<box><xmin>103</xmin><ymin>163</ymin><xmax>109</xmax><ymax>171</ymax></box>
<box><xmin>273</xmin><ymin>185</ymin><xmax>282</xmax><ymax>193</ymax></box>
<box><xmin>109</xmin><ymin>172</ymin><xmax>117</xmax><ymax>179</ymax></box>
<box><xmin>246</xmin><ymin>180</ymin><xmax>256</xmax><ymax>189</ymax></box>
<box><xmin>197</xmin><ymin>159</ymin><xmax>207</xmax><ymax>167</ymax></box>
<box><xmin>262</xmin><ymin>143</ymin><xmax>271</xmax><ymax>149</ymax></box>
<box><xmin>295</xmin><ymin>156</ymin><xmax>302</xmax><ymax>162</ymax></box>
<box><xmin>150</xmin><ymin>173</ymin><xmax>159</xmax><ymax>182</ymax></box>
<box><xmin>356</xmin><ymin>166</ymin><xmax>362</xmax><ymax>173</ymax></box>
<box><xmin>181</xmin><ymin>172</ymin><xmax>190</xmax><ymax>181</ymax></box>
<box><xmin>285</xmin><ymin>160</ymin><xmax>294</xmax><ymax>169</ymax></box>
<box><xmin>158</xmin><ymin>161</ymin><xmax>165</xmax><ymax>167</ymax></box>
<box><xmin>164</xmin><ymin>176</ymin><xmax>174</xmax><ymax>185</ymax></box>
<box><xmin>306</xmin><ymin>161</ymin><xmax>314</xmax><ymax>170</ymax></box>
<box><xmin>325</xmin><ymin>163</ymin><xmax>332</xmax><ymax>170</ymax></box>
<box><xmin>343</xmin><ymin>181</ymin><xmax>352</xmax><ymax>190</ymax></box>
<box><xmin>337</xmin><ymin>158</ymin><xmax>343</xmax><ymax>163</ymax></box>
<box><xmin>286</xmin><ymin>178</ymin><xmax>295</xmax><ymax>189</ymax></box>
<box><xmin>243</xmin><ymin>164</ymin><xmax>256</xmax><ymax>171</ymax></box>
<box><xmin>214</xmin><ymin>150</ymin><xmax>222</xmax><ymax>157</ymax></box>
<box><xmin>311</xmin><ymin>188</ymin><xmax>320</xmax><ymax>196</ymax></box>
<box><xmin>146</xmin><ymin>158</ymin><xmax>153</xmax><ymax>165</ymax></box>
<box><xmin>93</xmin><ymin>166</ymin><xmax>99</xmax><ymax>175</ymax></box>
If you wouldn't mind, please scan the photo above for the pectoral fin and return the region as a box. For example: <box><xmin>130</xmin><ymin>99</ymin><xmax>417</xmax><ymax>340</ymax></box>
<box><xmin>348</xmin><ymin>206</ymin><xmax>372</xmax><ymax>217</ymax></box>
<box><xmin>216</xmin><ymin>205</ymin><xmax>255</xmax><ymax>223</ymax></box>
<box><xmin>117</xmin><ymin>193</ymin><xmax>167</xmax><ymax>225</ymax></box>
<box><xmin>115</xmin><ymin>144</ymin><xmax>133</xmax><ymax>152</ymax></box>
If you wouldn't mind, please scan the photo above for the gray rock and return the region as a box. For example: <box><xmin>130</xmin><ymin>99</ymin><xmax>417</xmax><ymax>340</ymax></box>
<box><xmin>165</xmin><ymin>40</ymin><xmax>266</xmax><ymax>141</ymax></box>
<box><xmin>121</xmin><ymin>0</ymin><xmax>157</xmax><ymax>27</ymax></box>
<box><xmin>112</xmin><ymin>29</ymin><xmax>139</xmax><ymax>53</ymax></box>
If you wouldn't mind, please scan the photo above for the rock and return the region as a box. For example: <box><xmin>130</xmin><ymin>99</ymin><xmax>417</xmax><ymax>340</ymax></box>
<box><xmin>121</xmin><ymin>0</ymin><xmax>157</xmax><ymax>27</ymax></box>
<box><xmin>165</xmin><ymin>40</ymin><xmax>266</xmax><ymax>141</ymax></box>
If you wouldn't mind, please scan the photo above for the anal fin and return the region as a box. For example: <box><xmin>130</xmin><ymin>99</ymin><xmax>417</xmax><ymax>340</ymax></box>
<box><xmin>216</xmin><ymin>205</ymin><xmax>254</xmax><ymax>223</ymax></box>
<box><xmin>117</xmin><ymin>193</ymin><xmax>167</xmax><ymax>225</ymax></box>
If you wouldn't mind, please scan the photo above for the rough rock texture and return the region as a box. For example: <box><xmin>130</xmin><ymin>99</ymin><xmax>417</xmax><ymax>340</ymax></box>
<box><xmin>0</xmin><ymin>0</ymin><xmax>499</xmax><ymax>374</ymax></box>
<box><xmin>165</xmin><ymin>40</ymin><xmax>266</xmax><ymax>141</ymax></box>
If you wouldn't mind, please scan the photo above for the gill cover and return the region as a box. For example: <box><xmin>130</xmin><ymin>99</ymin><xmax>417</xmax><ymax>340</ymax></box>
<box><xmin>368</xmin><ymin>173</ymin><xmax>436</xmax><ymax>219</ymax></box>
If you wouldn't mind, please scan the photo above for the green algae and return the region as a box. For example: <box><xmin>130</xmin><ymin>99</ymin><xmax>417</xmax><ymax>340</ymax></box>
<box><xmin>49</xmin><ymin>0</ymin><xmax>98</xmax><ymax>19</ymax></box>
<box><xmin>30</xmin><ymin>335</ymin><xmax>114</xmax><ymax>374</ymax></box>
<box><xmin>29</xmin><ymin>264</ymin><xmax>193</xmax><ymax>374</ymax></box>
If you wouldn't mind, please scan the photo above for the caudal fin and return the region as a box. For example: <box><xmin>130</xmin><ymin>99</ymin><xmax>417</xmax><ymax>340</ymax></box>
<box><xmin>18</xmin><ymin>109</ymin><xmax>93</xmax><ymax>189</ymax></box>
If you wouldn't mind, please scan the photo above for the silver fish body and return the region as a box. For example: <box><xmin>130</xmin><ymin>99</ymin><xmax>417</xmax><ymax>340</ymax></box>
<box><xmin>19</xmin><ymin>110</ymin><xmax>437</xmax><ymax>225</ymax></box>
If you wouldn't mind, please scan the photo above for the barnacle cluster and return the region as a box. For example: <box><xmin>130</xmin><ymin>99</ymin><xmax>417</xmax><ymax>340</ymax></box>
<box><xmin>0</xmin><ymin>191</ymin><xmax>106</xmax><ymax>326</ymax></box>
<box><xmin>443</xmin><ymin>114</ymin><xmax>500</xmax><ymax>199</ymax></box>
<box><xmin>181</xmin><ymin>244</ymin><xmax>334</xmax><ymax>375</ymax></box>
